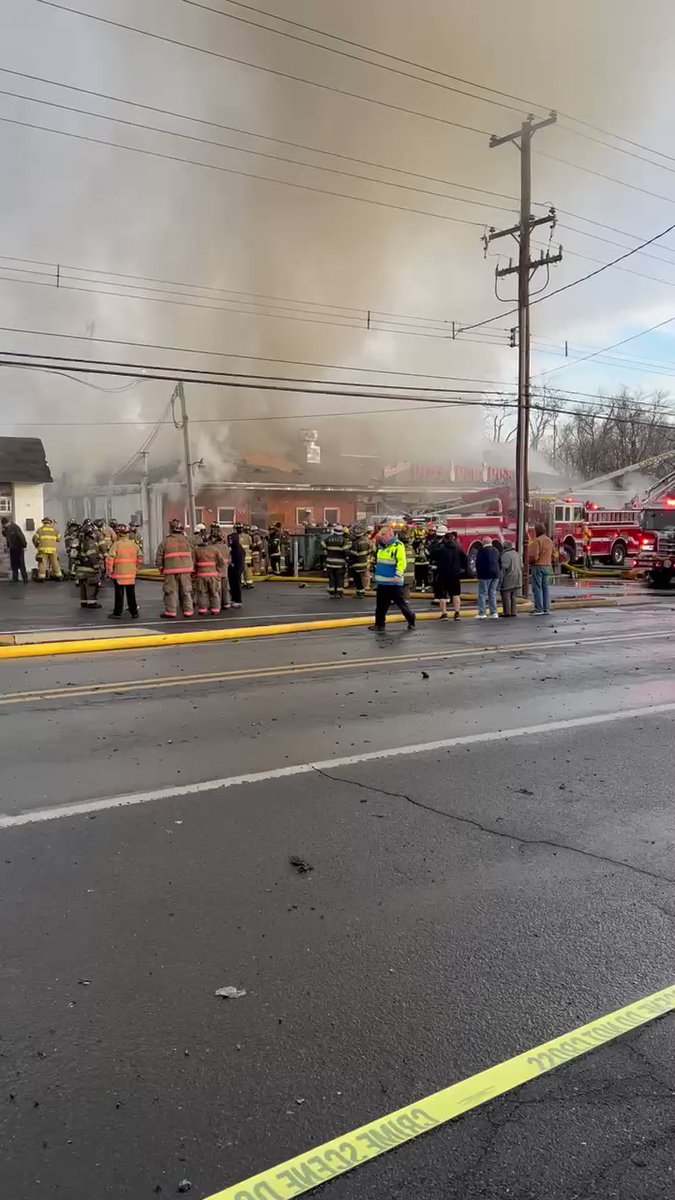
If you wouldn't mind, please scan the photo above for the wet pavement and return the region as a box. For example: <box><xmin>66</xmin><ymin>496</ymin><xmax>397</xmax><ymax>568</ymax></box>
<box><xmin>1</xmin><ymin>603</ymin><xmax>674</xmax><ymax>1198</ymax></box>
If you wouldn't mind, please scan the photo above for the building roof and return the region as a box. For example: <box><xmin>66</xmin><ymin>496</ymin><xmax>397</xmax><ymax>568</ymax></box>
<box><xmin>0</xmin><ymin>438</ymin><xmax>52</xmax><ymax>483</ymax></box>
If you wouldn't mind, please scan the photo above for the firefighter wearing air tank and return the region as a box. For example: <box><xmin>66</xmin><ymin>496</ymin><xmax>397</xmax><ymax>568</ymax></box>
<box><xmin>193</xmin><ymin>530</ymin><xmax>227</xmax><ymax>615</ymax></box>
<box><xmin>73</xmin><ymin>519</ymin><xmax>103</xmax><ymax>608</ymax></box>
<box><xmin>156</xmin><ymin>519</ymin><xmax>195</xmax><ymax>618</ymax></box>
<box><xmin>348</xmin><ymin>527</ymin><xmax>369</xmax><ymax>597</ymax></box>
<box><xmin>33</xmin><ymin>517</ymin><xmax>63</xmax><ymax>580</ymax></box>
<box><xmin>322</xmin><ymin>525</ymin><xmax>350</xmax><ymax>597</ymax></box>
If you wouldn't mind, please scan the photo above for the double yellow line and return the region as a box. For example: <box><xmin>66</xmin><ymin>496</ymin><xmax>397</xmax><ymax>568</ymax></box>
<box><xmin>0</xmin><ymin>629</ymin><xmax>668</xmax><ymax>707</ymax></box>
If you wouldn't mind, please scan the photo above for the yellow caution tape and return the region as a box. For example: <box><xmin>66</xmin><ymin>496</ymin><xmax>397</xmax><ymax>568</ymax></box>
<box><xmin>205</xmin><ymin>984</ymin><xmax>675</xmax><ymax>1200</ymax></box>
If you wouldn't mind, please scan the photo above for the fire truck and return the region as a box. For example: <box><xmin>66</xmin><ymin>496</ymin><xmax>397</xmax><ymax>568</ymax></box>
<box><xmin>414</xmin><ymin>489</ymin><xmax>642</xmax><ymax>572</ymax></box>
<box><xmin>630</xmin><ymin>471</ymin><xmax>675</xmax><ymax>586</ymax></box>
<box><xmin>550</xmin><ymin>500</ymin><xmax>642</xmax><ymax>566</ymax></box>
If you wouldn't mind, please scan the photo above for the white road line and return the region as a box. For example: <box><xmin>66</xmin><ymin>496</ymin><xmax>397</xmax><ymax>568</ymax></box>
<box><xmin>2</xmin><ymin>700</ymin><xmax>675</xmax><ymax>830</ymax></box>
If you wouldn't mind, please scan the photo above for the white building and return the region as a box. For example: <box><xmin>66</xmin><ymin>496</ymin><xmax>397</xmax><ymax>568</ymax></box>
<box><xmin>0</xmin><ymin>438</ymin><xmax>53</xmax><ymax>574</ymax></box>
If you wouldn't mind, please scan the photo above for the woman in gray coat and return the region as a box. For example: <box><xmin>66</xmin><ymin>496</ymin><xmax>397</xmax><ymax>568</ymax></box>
<box><xmin>500</xmin><ymin>540</ymin><xmax>523</xmax><ymax>617</ymax></box>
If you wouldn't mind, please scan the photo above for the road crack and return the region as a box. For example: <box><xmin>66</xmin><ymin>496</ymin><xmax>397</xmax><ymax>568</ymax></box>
<box><xmin>312</xmin><ymin>767</ymin><xmax>675</xmax><ymax>887</ymax></box>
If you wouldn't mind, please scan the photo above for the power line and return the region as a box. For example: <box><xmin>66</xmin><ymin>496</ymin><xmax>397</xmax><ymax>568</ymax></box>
<box><xmin>181</xmin><ymin>0</ymin><xmax>675</xmax><ymax>175</ymax></box>
<box><xmin>0</xmin><ymin>113</ymin><xmax>487</xmax><ymax>231</ymax></box>
<box><xmin>533</xmin><ymin>313</ymin><xmax>675</xmax><ymax>382</ymax></box>
<box><xmin>460</xmin><ymin>217</ymin><xmax>675</xmax><ymax>333</ymax></box>
<box><xmin>538</xmin><ymin>149</ymin><xmax>675</xmax><ymax>209</ymax></box>
<box><xmin>0</xmin><ymin>66</ymin><xmax>528</xmax><ymax>209</ymax></box>
<box><xmin>0</xmin><ymin>86</ymin><xmax>517</xmax><ymax>219</ymax></box>
<box><xmin>180</xmin><ymin>0</ymin><xmax>528</xmax><ymax>117</ymax></box>
<box><xmin>185</xmin><ymin>0</ymin><xmax>675</xmax><ymax>180</ymax></box>
<box><xmin>33</xmin><ymin>1</ymin><xmax>491</xmax><ymax>138</ymax></box>
<box><xmin>0</xmin><ymin>267</ymin><xmax>513</xmax><ymax>345</ymax></box>
<box><xmin>2</xmin><ymin>354</ymin><xmax>674</xmax><ymax>432</ymax></box>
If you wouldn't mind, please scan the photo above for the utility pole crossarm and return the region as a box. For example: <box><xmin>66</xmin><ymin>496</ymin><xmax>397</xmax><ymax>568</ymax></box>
<box><xmin>496</xmin><ymin>247</ymin><xmax>563</xmax><ymax>278</ymax></box>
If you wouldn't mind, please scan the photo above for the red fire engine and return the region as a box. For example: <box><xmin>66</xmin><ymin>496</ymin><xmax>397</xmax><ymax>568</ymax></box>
<box><xmin>551</xmin><ymin>500</ymin><xmax>642</xmax><ymax>566</ymax></box>
<box><xmin>630</xmin><ymin>471</ymin><xmax>675</xmax><ymax>586</ymax></box>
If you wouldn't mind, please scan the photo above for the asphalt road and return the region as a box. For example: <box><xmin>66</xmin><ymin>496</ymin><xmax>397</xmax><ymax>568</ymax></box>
<box><xmin>1</xmin><ymin>603</ymin><xmax>675</xmax><ymax>1199</ymax></box>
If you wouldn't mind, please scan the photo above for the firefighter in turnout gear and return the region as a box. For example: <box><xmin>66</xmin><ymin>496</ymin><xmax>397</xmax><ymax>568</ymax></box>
<box><xmin>268</xmin><ymin>524</ymin><xmax>282</xmax><ymax>574</ymax></box>
<box><xmin>156</xmin><ymin>518</ymin><xmax>195</xmax><ymax>617</ymax></box>
<box><xmin>238</xmin><ymin>526</ymin><xmax>254</xmax><ymax>588</ymax></box>
<box><xmin>582</xmin><ymin>523</ymin><xmax>593</xmax><ymax>569</ymax></box>
<box><xmin>193</xmin><ymin>530</ymin><xmax>227</xmax><ymax>614</ymax></box>
<box><xmin>107</xmin><ymin>523</ymin><xmax>142</xmax><ymax>618</ymax></box>
<box><xmin>64</xmin><ymin>519</ymin><xmax>81</xmax><ymax>579</ymax></box>
<box><xmin>209</xmin><ymin>523</ymin><xmax>231</xmax><ymax>608</ymax></box>
<box><xmin>413</xmin><ymin>532</ymin><xmax>430</xmax><ymax>591</ymax></box>
<box><xmin>398</xmin><ymin>528</ymin><xmax>415</xmax><ymax>592</ymax></box>
<box><xmin>33</xmin><ymin>517</ymin><xmax>63</xmax><ymax>580</ymax></box>
<box><xmin>73</xmin><ymin>519</ymin><xmax>103</xmax><ymax>608</ymax></box>
<box><xmin>322</xmin><ymin>525</ymin><xmax>350</xmax><ymax>596</ymax></box>
<box><xmin>348</xmin><ymin>528</ymin><xmax>369</xmax><ymax>597</ymax></box>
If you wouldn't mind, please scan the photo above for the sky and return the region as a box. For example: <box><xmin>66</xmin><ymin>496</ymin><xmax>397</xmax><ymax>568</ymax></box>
<box><xmin>3</xmin><ymin>0</ymin><xmax>675</xmax><ymax>484</ymax></box>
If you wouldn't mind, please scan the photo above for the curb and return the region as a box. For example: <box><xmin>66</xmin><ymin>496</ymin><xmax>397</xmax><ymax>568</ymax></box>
<box><xmin>0</xmin><ymin>594</ymin><xmax>665</xmax><ymax>660</ymax></box>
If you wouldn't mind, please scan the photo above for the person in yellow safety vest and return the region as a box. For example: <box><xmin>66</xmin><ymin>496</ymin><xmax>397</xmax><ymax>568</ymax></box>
<box><xmin>155</xmin><ymin>518</ymin><xmax>195</xmax><ymax>618</ymax></box>
<box><xmin>238</xmin><ymin>525</ymin><xmax>254</xmax><ymax>588</ymax></box>
<box><xmin>193</xmin><ymin>531</ymin><xmax>227</xmax><ymax>615</ymax></box>
<box><xmin>582</xmin><ymin>523</ymin><xmax>593</xmax><ymax>569</ymax></box>
<box><xmin>368</xmin><ymin>525</ymin><xmax>416</xmax><ymax>632</ymax></box>
<box><xmin>106</xmin><ymin>523</ymin><xmax>143</xmax><ymax>619</ymax></box>
<box><xmin>33</xmin><ymin>517</ymin><xmax>63</xmax><ymax>580</ymax></box>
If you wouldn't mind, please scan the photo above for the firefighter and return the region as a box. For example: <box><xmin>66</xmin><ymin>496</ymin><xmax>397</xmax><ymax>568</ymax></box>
<box><xmin>33</xmin><ymin>517</ymin><xmax>63</xmax><ymax>580</ymax></box>
<box><xmin>582</xmin><ymin>523</ymin><xmax>593</xmax><ymax>569</ymax></box>
<box><xmin>348</xmin><ymin>526</ymin><xmax>369</xmax><ymax>597</ymax></box>
<box><xmin>73</xmin><ymin>519</ymin><xmax>103</xmax><ymax>608</ymax></box>
<box><xmin>129</xmin><ymin>521</ymin><xmax>144</xmax><ymax>559</ymax></box>
<box><xmin>413</xmin><ymin>531</ymin><xmax>429</xmax><ymax>591</ymax></box>
<box><xmin>64</xmin><ymin>519</ymin><xmax>81</xmax><ymax>579</ymax></box>
<box><xmin>322</xmin><ymin>524</ymin><xmax>349</xmax><ymax>596</ymax></box>
<box><xmin>209</xmin><ymin>523</ymin><xmax>231</xmax><ymax>609</ymax></box>
<box><xmin>193</xmin><ymin>529</ymin><xmax>227</xmax><ymax>615</ymax></box>
<box><xmin>268</xmin><ymin>524</ymin><xmax>282</xmax><ymax>574</ymax></box>
<box><xmin>398</xmin><ymin>527</ymin><xmax>415</xmax><ymax>593</ymax></box>
<box><xmin>107</xmin><ymin>523</ymin><xmax>142</xmax><ymax>619</ymax></box>
<box><xmin>155</xmin><ymin>518</ymin><xmax>195</xmax><ymax>618</ymax></box>
<box><xmin>250</xmin><ymin>527</ymin><xmax>263</xmax><ymax>577</ymax></box>
<box><xmin>238</xmin><ymin>525</ymin><xmax>254</xmax><ymax>588</ymax></box>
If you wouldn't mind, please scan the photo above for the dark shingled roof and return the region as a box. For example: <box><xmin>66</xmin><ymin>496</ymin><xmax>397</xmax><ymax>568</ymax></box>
<box><xmin>0</xmin><ymin>438</ymin><xmax>52</xmax><ymax>483</ymax></box>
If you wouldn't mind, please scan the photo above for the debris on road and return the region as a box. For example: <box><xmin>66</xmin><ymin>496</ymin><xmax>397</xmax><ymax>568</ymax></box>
<box><xmin>421</xmin><ymin>670</ymin><xmax>429</xmax><ymax>679</ymax></box>
<box><xmin>177</xmin><ymin>1180</ymin><xmax>192</xmax><ymax>1193</ymax></box>
<box><xmin>289</xmin><ymin>855</ymin><xmax>314</xmax><ymax>874</ymax></box>
<box><xmin>215</xmin><ymin>986</ymin><xmax>247</xmax><ymax>999</ymax></box>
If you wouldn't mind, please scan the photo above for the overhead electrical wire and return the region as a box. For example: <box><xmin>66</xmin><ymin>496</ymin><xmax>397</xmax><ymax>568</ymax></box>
<box><xmin>0</xmin><ymin>113</ymin><xmax>489</xmax><ymax>231</ymax></box>
<box><xmin>0</xmin><ymin>87</ymin><xmax>517</xmax><ymax>219</ymax></box>
<box><xmin>33</xmin><ymin>1</ymin><xmax>491</xmax><ymax>138</ymax></box>
<box><xmin>2</xmin><ymin>353</ymin><xmax>675</xmax><ymax>433</ymax></box>
<box><xmin>0</xmin><ymin>67</ymin><xmax>528</xmax><ymax>209</ymax></box>
<box><xmin>533</xmin><ymin>313</ymin><xmax>675</xmax><ymax>382</ymax></box>
<box><xmin>182</xmin><ymin>0</ymin><xmax>675</xmax><ymax>176</ymax></box>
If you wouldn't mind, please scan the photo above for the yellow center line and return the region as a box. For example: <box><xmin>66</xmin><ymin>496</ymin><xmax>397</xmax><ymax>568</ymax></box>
<box><xmin>0</xmin><ymin>628</ymin><xmax>670</xmax><ymax>706</ymax></box>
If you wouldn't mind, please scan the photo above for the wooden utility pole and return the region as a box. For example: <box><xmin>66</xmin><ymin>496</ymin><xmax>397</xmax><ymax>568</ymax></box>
<box><xmin>485</xmin><ymin>112</ymin><xmax>562</xmax><ymax>591</ymax></box>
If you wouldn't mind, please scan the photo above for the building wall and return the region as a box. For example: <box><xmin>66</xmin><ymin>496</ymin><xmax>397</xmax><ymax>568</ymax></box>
<box><xmin>161</xmin><ymin>489</ymin><xmax>359</xmax><ymax>531</ymax></box>
<box><xmin>13</xmin><ymin>483</ymin><xmax>45</xmax><ymax>571</ymax></box>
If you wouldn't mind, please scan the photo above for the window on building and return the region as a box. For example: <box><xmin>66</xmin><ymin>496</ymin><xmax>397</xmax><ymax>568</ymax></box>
<box><xmin>217</xmin><ymin>506</ymin><xmax>235</xmax><ymax>526</ymax></box>
<box><xmin>296</xmin><ymin>507</ymin><xmax>313</xmax><ymax>526</ymax></box>
<box><xmin>185</xmin><ymin>507</ymin><xmax>204</xmax><ymax>527</ymax></box>
<box><xmin>0</xmin><ymin>495</ymin><xmax>11</xmax><ymax>515</ymax></box>
<box><xmin>324</xmin><ymin>507</ymin><xmax>340</xmax><ymax>524</ymax></box>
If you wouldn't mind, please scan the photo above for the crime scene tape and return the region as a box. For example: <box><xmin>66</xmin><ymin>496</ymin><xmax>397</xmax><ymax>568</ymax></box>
<box><xmin>205</xmin><ymin>983</ymin><xmax>675</xmax><ymax>1200</ymax></box>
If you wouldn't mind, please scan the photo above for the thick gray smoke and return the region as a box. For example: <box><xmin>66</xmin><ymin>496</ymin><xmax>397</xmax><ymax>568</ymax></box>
<box><xmin>2</xmin><ymin>0</ymin><xmax>672</xmax><ymax>487</ymax></box>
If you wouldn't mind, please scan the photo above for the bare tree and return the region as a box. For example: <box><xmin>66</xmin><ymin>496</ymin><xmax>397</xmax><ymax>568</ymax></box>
<box><xmin>555</xmin><ymin>388</ymin><xmax>675</xmax><ymax>478</ymax></box>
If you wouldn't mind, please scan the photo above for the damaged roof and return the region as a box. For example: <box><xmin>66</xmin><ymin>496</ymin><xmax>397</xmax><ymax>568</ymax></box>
<box><xmin>0</xmin><ymin>437</ymin><xmax>53</xmax><ymax>483</ymax></box>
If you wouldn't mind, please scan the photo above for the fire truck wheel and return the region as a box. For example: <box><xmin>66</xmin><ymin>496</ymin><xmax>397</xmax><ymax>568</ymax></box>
<box><xmin>610</xmin><ymin>540</ymin><xmax>626</xmax><ymax>567</ymax></box>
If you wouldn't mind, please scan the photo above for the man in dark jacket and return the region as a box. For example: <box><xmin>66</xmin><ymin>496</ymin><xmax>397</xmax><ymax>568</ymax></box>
<box><xmin>1</xmin><ymin>516</ymin><xmax>28</xmax><ymax>583</ymax></box>
<box><xmin>431</xmin><ymin>530</ymin><xmax>465</xmax><ymax>620</ymax></box>
<box><xmin>475</xmin><ymin>536</ymin><xmax>501</xmax><ymax>619</ymax></box>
